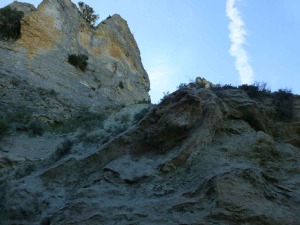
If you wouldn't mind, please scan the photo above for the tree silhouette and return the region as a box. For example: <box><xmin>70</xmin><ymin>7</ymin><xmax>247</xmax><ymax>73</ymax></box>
<box><xmin>78</xmin><ymin>2</ymin><xmax>99</xmax><ymax>27</ymax></box>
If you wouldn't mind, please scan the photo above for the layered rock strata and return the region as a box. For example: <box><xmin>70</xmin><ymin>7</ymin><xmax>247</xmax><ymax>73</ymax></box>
<box><xmin>1</xmin><ymin>86</ymin><xmax>299</xmax><ymax>224</ymax></box>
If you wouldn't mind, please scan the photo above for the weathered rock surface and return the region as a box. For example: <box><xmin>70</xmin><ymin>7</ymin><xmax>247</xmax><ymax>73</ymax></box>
<box><xmin>1</xmin><ymin>1</ymin><xmax>300</xmax><ymax>224</ymax></box>
<box><xmin>1</xmin><ymin>84</ymin><xmax>300</xmax><ymax>225</ymax></box>
<box><xmin>0</xmin><ymin>0</ymin><xmax>150</xmax><ymax>122</ymax></box>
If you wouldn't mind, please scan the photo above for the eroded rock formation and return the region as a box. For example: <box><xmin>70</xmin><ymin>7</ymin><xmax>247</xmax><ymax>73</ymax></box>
<box><xmin>1</xmin><ymin>84</ymin><xmax>300</xmax><ymax>224</ymax></box>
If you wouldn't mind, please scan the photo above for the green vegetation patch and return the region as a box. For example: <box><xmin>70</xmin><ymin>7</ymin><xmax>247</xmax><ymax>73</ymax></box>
<box><xmin>68</xmin><ymin>54</ymin><xmax>88</xmax><ymax>72</ymax></box>
<box><xmin>78</xmin><ymin>1</ymin><xmax>99</xmax><ymax>27</ymax></box>
<box><xmin>55</xmin><ymin>139</ymin><xmax>73</xmax><ymax>159</ymax></box>
<box><xmin>0</xmin><ymin>118</ymin><xmax>9</xmax><ymax>139</ymax></box>
<box><xmin>0</xmin><ymin>6</ymin><xmax>24</xmax><ymax>41</ymax></box>
<box><xmin>48</xmin><ymin>107</ymin><xmax>107</xmax><ymax>133</ymax></box>
<box><xmin>273</xmin><ymin>88</ymin><xmax>294</xmax><ymax>121</ymax></box>
<box><xmin>238</xmin><ymin>82</ymin><xmax>271</xmax><ymax>99</ymax></box>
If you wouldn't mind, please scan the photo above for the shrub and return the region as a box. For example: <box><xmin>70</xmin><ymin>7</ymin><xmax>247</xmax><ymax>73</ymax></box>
<box><xmin>68</xmin><ymin>54</ymin><xmax>88</xmax><ymax>72</ymax></box>
<box><xmin>55</xmin><ymin>139</ymin><xmax>73</xmax><ymax>159</ymax></box>
<box><xmin>134</xmin><ymin>108</ymin><xmax>149</xmax><ymax>122</ymax></box>
<box><xmin>0</xmin><ymin>118</ymin><xmax>9</xmax><ymax>139</ymax></box>
<box><xmin>47</xmin><ymin>108</ymin><xmax>107</xmax><ymax>133</ymax></box>
<box><xmin>75</xmin><ymin>107</ymin><xmax>106</xmax><ymax>129</ymax></box>
<box><xmin>28</xmin><ymin>121</ymin><xmax>44</xmax><ymax>137</ymax></box>
<box><xmin>78</xmin><ymin>2</ymin><xmax>99</xmax><ymax>27</ymax></box>
<box><xmin>137</xmin><ymin>99</ymin><xmax>151</xmax><ymax>104</ymax></box>
<box><xmin>239</xmin><ymin>84</ymin><xmax>259</xmax><ymax>98</ymax></box>
<box><xmin>14</xmin><ymin>109</ymin><xmax>32</xmax><ymax>124</ymax></box>
<box><xmin>119</xmin><ymin>81</ymin><xmax>124</xmax><ymax>89</ymax></box>
<box><xmin>120</xmin><ymin>113</ymin><xmax>130</xmax><ymax>124</ymax></box>
<box><xmin>79</xmin><ymin>132</ymin><xmax>111</xmax><ymax>145</ymax></box>
<box><xmin>238</xmin><ymin>82</ymin><xmax>270</xmax><ymax>99</ymax></box>
<box><xmin>10</xmin><ymin>77</ymin><xmax>20</xmax><ymax>86</ymax></box>
<box><xmin>112</xmin><ymin>126</ymin><xmax>127</xmax><ymax>136</ymax></box>
<box><xmin>177</xmin><ymin>83</ymin><xmax>188</xmax><ymax>89</ymax></box>
<box><xmin>273</xmin><ymin>89</ymin><xmax>293</xmax><ymax>121</ymax></box>
<box><xmin>0</xmin><ymin>6</ymin><xmax>24</xmax><ymax>41</ymax></box>
<box><xmin>15</xmin><ymin>164</ymin><xmax>36</xmax><ymax>178</ymax></box>
<box><xmin>210</xmin><ymin>84</ymin><xmax>222</xmax><ymax>92</ymax></box>
<box><xmin>222</xmin><ymin>84</ymin><xmax>238</xmax><ymax>90</ymax></box>
<box><xmin>159</xmin><ymin>91</ymin><xmax>170</xmax><ymax>103</ymax></box>
<box><xmin>256</xmin><ymin>82</ymin><xmax>271</xmax><ymax>93</ymax></box>
<box><xmin>49</xmin><ymin>89</ymin><xmax>58</xmax><ymax>96</ymax></box>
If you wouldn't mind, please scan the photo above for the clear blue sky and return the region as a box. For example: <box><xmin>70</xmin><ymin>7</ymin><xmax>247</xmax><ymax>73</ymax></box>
<box><xmin>1</xmin><ymin>0</ymin><xmax>300</xmax><ymax>102</ymax></box>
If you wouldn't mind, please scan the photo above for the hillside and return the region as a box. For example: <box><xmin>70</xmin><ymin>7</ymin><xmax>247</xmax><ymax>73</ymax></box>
<box><xmin>1</xmin><ymin>1</ymin><xmax>300</xmax><ymax>225</ymax></box>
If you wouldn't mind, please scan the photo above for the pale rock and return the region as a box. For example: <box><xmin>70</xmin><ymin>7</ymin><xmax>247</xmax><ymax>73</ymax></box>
<box><xmin>0</xmin><ymin>0</ymin><xmax>150</xmax><ymax>121</ymax></box>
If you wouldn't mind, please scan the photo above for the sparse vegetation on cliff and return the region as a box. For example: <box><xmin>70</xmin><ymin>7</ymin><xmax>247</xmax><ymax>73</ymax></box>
<box><xmin>68</xmin><ymin>54</ymin><xmax>88</xmax><ymax>72</ymax></box>
<box><xmin>48</xmin><ymin>107</ymin><xmax>107</xmax><ymax>133</ymax></box>
<box><xmin>119</xmin><ymin>81</ymin><xmax>124</xmax><ymax>89</ymax></box>
<box><xmin>134</xmin><ymin>107</ymin><xmax>149</xmax><ymax>122</ymax></box>
<box><xmin>0</xmin><ymin>118</ymin><xmax>9</xmax><ymax>139</ymax></box>
<box><xmin>0</xmin><ymin>6</ymin><xmax>24</xmax><ymax>41</ymax></box>
<box><xmin>175</xmin><ymin>78</ymin><xmax>295</xmax><ymax>121</ymax></box>
<box><xmin>54</xmin><ymin>139</ymin><xmax>73</xmax><ymax>159</ymax></box>
<box><xmin>238</xmin><ymin>82</ymin><xmax>271</xmax><ymax>99</ymax></box>
<box><xmin>273</xmin><ymin>88</ymin><xmax>294</xmax><ymax>121</ymax></box>
<box><xmin>28</xmin><ymin>121</ymin><xmax>44</xmax><ymax>137</ymax></box>
<box><xmin>78</xmin><ymin>2</ymin><xmax>99</xmax><ymax>27</ymax></box>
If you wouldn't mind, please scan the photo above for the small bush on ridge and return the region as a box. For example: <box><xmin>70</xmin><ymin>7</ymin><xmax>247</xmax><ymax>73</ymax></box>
<box><xmin>238</xmin><ymin>84</ymin><xmax>259</xmax><ymax>98</ymax></box>
<box><xmin>238</xmin><ymin>82</ymin><xmax>270</xmax><ymax>99</ymax></box>
<box><xmin>273</xmin><ymin>88</ymin><xmax>293</xmax><ymax>121</ymax></box>
<box><xmin>78</xmin><ymin>2</ymin><xmax>99</xmax><ymax>27</ymax></box>
<box><xmin>68</xmin><ymin>54</ymin><xmax>88</xmax><ymax>72</ymax></box>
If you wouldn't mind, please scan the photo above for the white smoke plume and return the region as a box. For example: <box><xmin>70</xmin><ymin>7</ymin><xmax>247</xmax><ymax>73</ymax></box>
<box><xmin>226</xmin><ymin>0</ymin><xmax>254</xmax><ymax>84</ymax></box>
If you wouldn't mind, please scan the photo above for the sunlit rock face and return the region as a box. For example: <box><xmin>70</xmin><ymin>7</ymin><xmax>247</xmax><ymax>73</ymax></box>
<box><xmin>0</xmin><ymin>0</ymin><xmax>150</xmax><ymax>122</ymax></box>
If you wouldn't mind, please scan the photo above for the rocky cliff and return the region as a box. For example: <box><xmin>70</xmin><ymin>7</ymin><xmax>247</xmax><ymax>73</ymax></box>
<box><xmin>1</xmin><ymin>1</ymin><xmax>300</xmax><ymax>225</ymax></box>
<box><xmin>1</xmin><ymin>77</ymin><xmax>300</xmax><ymax>224</ymax></box>
<box><xmin>0</xmin><ymin>0</ymin><xmax>150</xmax><ymax>122</ymax></box>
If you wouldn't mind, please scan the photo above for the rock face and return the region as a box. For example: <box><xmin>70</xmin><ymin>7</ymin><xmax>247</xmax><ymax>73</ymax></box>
<box><xmin>0</xmin><ymin>0</ymin><xmax>150</xmax><ymax>121</ymax></box>
<box><xmin>1</xmin><ymin>1</ymin><xmax>300</xmax><ymax>224</ymax></box>
<box><xmin>1</xmin><ymin>84</ymin><xmax>300</xmax><ymax>225</ymax></box>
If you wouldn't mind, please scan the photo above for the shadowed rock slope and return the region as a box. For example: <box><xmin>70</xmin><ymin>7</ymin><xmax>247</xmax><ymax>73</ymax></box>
<box><xmin>1</xmin><ymin>84</ymin><xmax>300</xmax><ymax>225</ymax></box>
<box><xmin>0</xmin><ymin>0</ymin><xmax>150</xmax><ymax>122</ymax></box>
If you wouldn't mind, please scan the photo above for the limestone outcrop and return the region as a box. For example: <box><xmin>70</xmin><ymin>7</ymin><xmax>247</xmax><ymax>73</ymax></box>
<box><xmin>0</xmin><ymin>0</ymin><xmax>150</xmax><ymax>122</ymax></box>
